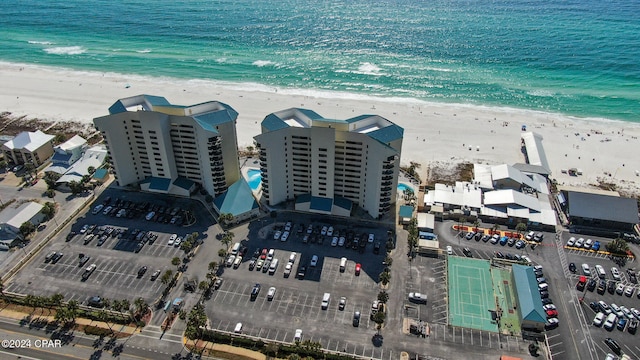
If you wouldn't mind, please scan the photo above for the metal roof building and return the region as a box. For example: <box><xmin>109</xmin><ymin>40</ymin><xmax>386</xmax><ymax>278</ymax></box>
<box><xmin>520</xmin><ymin>132</ymin><xmax>551</xmax><ymax>175</ymax></box>
<box><xmin>567</xmin><ymin>191</ymin><xmax>638</xmax><ymax>232</ymax></box>
<box><xmin>512</xmin><ymin>265</ymin><xmax>546</xmax><ymax>332</ymax></box>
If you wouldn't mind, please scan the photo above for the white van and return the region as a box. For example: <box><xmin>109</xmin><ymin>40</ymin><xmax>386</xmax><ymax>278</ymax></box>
<box><xmin>268</xmin><ymin>259</ymin><xmax>279</xmax><ymax>274</ymax></box>
<box><xmin>230</xmin><ymin>242</ymin><xmax>241</xmax><ymax>255</ymax></box>
<box><xmin>267</xmin><ymin>249</ymin><xmax>275</xmax><ymax>261</ymax></box>
<box><xmin>595</xmin><ymin>265</ymin><xmax>606</xmax><ymax>279</ymax></box>
<box><xmin>321</xmin><ymin>293</ymin><xmax>331</xmax><ymax>310</ymax></box>
<box><xmin>339</xmin><ymin>257</ymin><xmax>347</xmax><ymax>272</ymax></box>
<box><xmin>288</xmin><ymin>252</ymin><xmax>297</xmax><ymax>264</ymax></box>
<box><xmin>234</xmin><ymin>322</ymin><xmax>243</xmax><ymax>333</ymax></box>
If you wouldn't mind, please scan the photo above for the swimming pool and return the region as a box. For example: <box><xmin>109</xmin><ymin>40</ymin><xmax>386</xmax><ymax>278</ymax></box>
<box><xmin>247</xmin><ymin>169</ymin><xmax>262</xmax><ymax>191</ymax></box>
<box><xmin>398</xmin><ymin>183</ymin><xmax>413</xmax><ymax>193</ymax></box>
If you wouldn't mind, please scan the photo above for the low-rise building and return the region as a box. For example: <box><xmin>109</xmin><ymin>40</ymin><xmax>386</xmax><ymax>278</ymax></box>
<box><xmin>1</xmin><ymin>130</ymin><xmax>54</xmax><ymax>168</ymax></box>
<box><xmin>0</xmin><ymin>201</ymin><xmax>46</xmax><ymax>247</ymax></box>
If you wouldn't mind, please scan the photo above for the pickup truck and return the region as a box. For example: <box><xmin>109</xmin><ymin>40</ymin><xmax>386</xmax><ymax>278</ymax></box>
<box><xmin>408</xmin><ymin>292</ymin><xmax>428</xmax><ymax>303</ymax></box>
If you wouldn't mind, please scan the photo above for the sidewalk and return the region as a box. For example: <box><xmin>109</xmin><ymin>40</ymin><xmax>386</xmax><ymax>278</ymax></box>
<box><xmin>0</xmin><ymin>306</ymin><xmax>139</xmax><ymax>336</ymax></box>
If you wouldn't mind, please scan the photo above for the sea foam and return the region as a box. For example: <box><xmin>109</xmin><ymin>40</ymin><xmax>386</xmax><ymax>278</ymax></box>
<box><xmin>43</xmin><ymin>46</ymin><xmax>86</xmax><ymax>55</ymax></box>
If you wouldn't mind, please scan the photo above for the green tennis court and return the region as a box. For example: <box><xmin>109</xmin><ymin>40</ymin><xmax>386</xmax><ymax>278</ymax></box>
<box><xmin>448</xmin><ymin>256</ymin><xmax>498</xmax><ymax>332</ymax></box>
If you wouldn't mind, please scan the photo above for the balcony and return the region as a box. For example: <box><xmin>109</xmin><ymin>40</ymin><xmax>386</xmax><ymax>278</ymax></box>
<box><xmin>259</xmin><ymin>155</ymin><xmax>266</xmax><ymax>162</ymax></box>
<box><xmin>381</xmin><ymin>186</ymin><xmax>391</xmax><ymax>192</ymax></box>
<box><xmin>381</xmin><ymin>176</ymin><xmax>393</xmax><ymax>181</ymax></box>
<box><xmin>383</xmin><ymin>170</ymin><xmax>393</xmax><ymax>175</ymax></box>
<box><xmin>379</xmin><ymin>197</ymin><xmax>391</xmax><ymax>203</ymax></box>
<box><xmin>383</xmin><ymin>164</ymin><xmax>394</xmax><ymax>170</ymax></box>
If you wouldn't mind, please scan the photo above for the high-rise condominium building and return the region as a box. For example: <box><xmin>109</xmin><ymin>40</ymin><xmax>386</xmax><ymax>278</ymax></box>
<box><xmin>94</xmin><ymin>95</ymin><xmax>240</xmax><ymax>197</ymax></box>
<box><xmin>254</xmin><ymin>108</ymin><xmax>403</xmax><ymax>218</ymax></box>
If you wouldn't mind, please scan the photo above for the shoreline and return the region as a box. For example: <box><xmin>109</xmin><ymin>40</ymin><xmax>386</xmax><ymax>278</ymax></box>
<box><xmin>1</xmin><ymin>61</ymin><xmax>639</xmax><ymax>193</ymax></box>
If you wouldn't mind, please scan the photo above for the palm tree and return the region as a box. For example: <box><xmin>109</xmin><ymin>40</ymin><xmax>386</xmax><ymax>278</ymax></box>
<box><xmin>161</xmin><ymin>270</ymin><xmax>173</xmax><ymax>285</ymax></box>
<box><xmin>372</xmin><ymin>311</ymin><xmax>386</xmax><ymax>334</ymax></box>
<box><xmin>378</xmin><ymin>271</ymin><xmax>391</xmax><ymax>286</ymax></box>
<box><xmin>218</xmin><ymin>213</ymin><xmax>234</xmax><ymax>227</ymax></box>
<box><xmin>515</xmin><ymin>223</ymin><xmax>527</xmax><ymax>238</ymax></box>
<box><xmin>606</xmin><ymin>238</ymin><xmax>630</xmax><ymax>256</ymax></box>
<box><xmin>208</xmin><ymin>261</ymin><xmax>218</xmax><ymax>274</ymax></box>
<box><xmin>491</xmin><ymin>223</ymin><xmax>500</xmax><ymax>235</ymax></box>
<box><xmin>377</xmin><ymin>291</ymin><xmax>389</xmax><ymax>304</ymax></box>
<box><xmin>120</xmin><ymin>299</ymin><xmax>131</xmax><ymax>321</ymax></box>
<box><xmin>171</xmin><ymin>256</ymin><xmax>181</xmax><ymax>269</ymax></box>
<box><xmin>133</xmin><ymin>297</ymin><xmax>149</xmax><ymax>320</ymax></box>
<box><xmin>221</xmin><ymin>231</ymin><xmax>234</xmax><ymax>248</ymax></box>
<box><xmin>473</xmin><ymin>219</ymin><xmax>480</xmax><ymax>233</ymax></box>
<box><xmin>198</xmin><ymin>281</ymin><xmax>209</xmax><ymax>293</ymax></box>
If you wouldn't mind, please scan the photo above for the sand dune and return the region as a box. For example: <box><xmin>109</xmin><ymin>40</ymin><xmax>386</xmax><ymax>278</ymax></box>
<box><xmin>1</xmin><ymin>62</ymin><xmax>639</xmax><ymax>192</ymax></box>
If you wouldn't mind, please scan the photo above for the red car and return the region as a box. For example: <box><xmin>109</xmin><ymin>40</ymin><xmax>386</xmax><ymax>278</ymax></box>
<box><xmin>546</xmin><ymin>309</ymin><xmax>558</xmax><ymax>318</ymax></box>
<box><xmin>260</xmin><ymin>248</ymin><xmax>268</xmax><ymax>260</ymax></box>
<box><xmin>355</xmin><ymin>263</ymin><xmax>361</xmax><ymax>276</ymax></box>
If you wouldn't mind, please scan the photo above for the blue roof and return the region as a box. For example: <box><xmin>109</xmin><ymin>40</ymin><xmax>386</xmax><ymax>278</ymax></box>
<box><xmin>512</xmin><ymin>265</ymin><xmax>546</xmax><ymax>323</ymax></box>
<box><xmin>93</xmin><ymin>168</ymin><xmax>108</xmax><ymax>179</ymax></box>
<box><xmin>108</xmin><ymin>95</ymin><xmax>171</xmax><ymax>114</ymax></box>
<box><xmin>213</xmin><ymin>178</ymin><xmax>259</xmax><ymax>216</ymax></box>
<box><xmin>193</xmin><ymin>106</ymin><xmax>238</xmax><ymax>133</ymax></box>
<box><xmin>261</xmin><ymin>114</ymin><xmax>290</xmax><ymax>132</ymax></box>
<box><xmin>399</xmin><ymin>205</ymin><xmax>414</xmax><ymax>218</ymax></box>
<box><xmin>295</xmin><ymin>193</ymin><xmax>312</xmax><ymax>204</ymax></box>
<box><xmin>367</xmin><ymin>124</ymin><xmax>404</xmax><ymax>145</ymax></box>
<box><xmin>52</xmin><ymin>152</ymin><xmax>73</xmax><ymax>164</ymax></box>
<box><xmin>333</xmin><ymin>196</ymin><xmax>352</xmax><ymax>211</ymax></box>
<box><xmin>173</xmin><ymin>177</ymin><xmax>194</xmax><ymax>190</ymax></box>
<box><xmin>310</xmin><ymin>196</ymin><xmax>333</xmax><ymax>212</ymax></box>
<box><xmin>147</xmin><ymin>177</ymin><xmax>172</xmax><ymax>191</ymax></box>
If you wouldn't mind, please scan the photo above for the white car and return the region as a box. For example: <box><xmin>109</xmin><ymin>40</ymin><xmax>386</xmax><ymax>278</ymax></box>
<box><xmin>320</xmin><ymin>226</ymin><xmax>328</xmax><ymax>236</ymax></box>
<box><xmin>610</xmin><ymin>303</ymin><xmax>624</xmax><ymax>318</ymax></box>
<box><xmin>593</xmin><ymin>312</ymin><xmax>605</xmax><ymax>327</ymax></box>
<box><xmin>174</xmin><ymin>237</ymin><xmax>182</xmax><ymax>247</ymax></box>
<box><xmin>566</xmin><ymin>237</ymin><xmax>576</xmax><ymax>247</ymax></box>
<box><xmin>603</xmin><ymin>313</ymin><xmax>617</xmax><ymax>331</ymax></box>
<box><xmin>446</xmin><ymin>246</ymin><xmax>453</xmax><ymax>255</ymax></box>
<box><xmin>631</xmin><ymin>307</ymin><xmax>640</xmax><ymax>320</ymax></box>
<box><xmin>611</xmin><ymin>267</ymin><xmax>621</xmax><ymax>281</ymax></box>
<box><xmin>368</xmin><ymin>233</ymin><xmax>375</xmax><ymax>243</ymax></box>
<box><xmin>92</xmin><ymin>204</ymin><xmax>104</xmax><ymax>215</ymax></box>
<box><xmin>625</xmin><ymin>286</ymin><xmax>635</xmax><ymax>298</ymax></box>
<box><xmin>145</xmin><ymin>211</ymin><xmax>155</xmax><ymax>221</ymax></box>
<box><xmin>267</xmin><ymin>286</ymin><xmax>276</xmax><ymax>300</ymax></box>
<box><xmin>327</xmin><ymin>226</ymin><xmax>334</xmax><ymax>236</ymax></box>
<box><xmin>583</xmin><ymin>238</ymin><xmax>593</xmax><ymax>249</ymax></box>
<box><xmin>581</xmin><ymin>263</ymin><xmax>591</xmax><ymax>276</ymax></box>
<box><xmin>310</xmin><ymin>255</ymin><xmax>318</xmax><ymax>267</ymax></box>
<box><xmin>273</xmin><ymin>231</ymin><xmax>282</xmax><ymax>240</ymax></box>
<box><xmin>294</xmin><ymin>328</ymin><xmax>303</xmax><ymax>342</ymax></box>
<box><xmin>338</xmin><ymin>236</ymin><xmax>345</xmax><ymax>247</ymax></box>
<box><xmin>168</xmin><ymin>233</ymin><xmax>177</xmax><ymax>246</ymax></box>
<box><xmin>284</xmin><ymin>222</ymin><xmax>292</xmax><ymax>231</ymax></box>
<box><xmin>331</xmin><ymin>237</ymin><xmax>338</xmax><ymax>247</ymax></box>
<box><xmin>575</xmin><ymin>238</ymin><xmax>585</xmax><ymax>248</ymax></box>
<box><xmin>281</xmin><ymin>231</ymin><xmax>289</xmax><ymax>242</ymax></box>
<box><xmin>102</xmin><ymin>206</ymin><xmax>113</xmax><ymax>215</ymax></box>
<box><xmin>525</xmin><ymin>231</ymin><xmax>535</xmax><ymax>241</ymax></box>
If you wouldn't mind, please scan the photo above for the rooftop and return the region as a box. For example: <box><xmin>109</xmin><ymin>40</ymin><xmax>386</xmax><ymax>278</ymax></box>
<box><xmin>567</xmin><ymin>191</ymin><xmax>639</xmax><ymax>224</ymax></box>
<box><xmin>2</xmin><ymin>130</ymin><xmax>54</xmax><ymax>152</ymax></box>
<box><xmin>213</xmin><ymin>179</ymin><xmax>259</xmax><ymax>216</ymax></box>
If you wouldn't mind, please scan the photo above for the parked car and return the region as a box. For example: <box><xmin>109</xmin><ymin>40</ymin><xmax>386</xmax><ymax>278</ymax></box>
<box><xmin>137</xmin><ymin>266</ymin><xmax>147</xmax><ymax>278</ymax></box>
<box><xmin>339</xmin><ymin>296</ymin><xmax>347</xmax><ymax>310</ymax></box>
<box><xmin>150</xmin><ymin>270</ymin><xmax>161</xmax><ymax>281</ymax></box>
<box><xmin>611</xmin><ymin>267</ymin><xmax>621</xmax><ymax>281</ymax></box>
<box><xmin>463</xmin><ymin>247</ymin><xmax>472</xmax><ymax>257</ymax></box>
<box><xmin>408</xmin><ymin>292</ymin><xmax>427</xmax><ymax>304</ymax></box>
<box><xmin>568</xmin><ymin>263</ymin><xmax>577</xmax><ymax>273</ymax></box>
<box><xmin>581</xmin><ymin>263</ymin><xmax>591</xmax><ymax>276</ymax></box>
<box><xmin>352</xmin><ymin>311</ymin><xmax>361</xmax><ymax>327</ymax></box>
<box><xmin>250</xmin><ymin>283</ymin><xmax>261</xmax><ymax>300</ymax></box>
<box><xmin>355</xmin><ymin>263</ymin><xmax>361</xmax><ymax>276</ymax></box>
<box><xmin>267</xmin><ymin>286</ymin><xmax>276</xmax><ymax>301</ymax></box>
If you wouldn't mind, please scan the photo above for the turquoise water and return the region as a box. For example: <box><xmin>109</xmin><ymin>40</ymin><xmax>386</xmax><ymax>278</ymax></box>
<box><xmin>398</xmin><ymin>183</ymin><xmax>412</xmax><ymax>193</ymax></box>
<box><xmin>247</xmin><ymin>169</ymin><xmax>262</xmax><ymax>191</ymax></box>
<box><xmin>1</xmin><ymin>0</ymin><xmax>639</xmax><ymax>121</ymax></box>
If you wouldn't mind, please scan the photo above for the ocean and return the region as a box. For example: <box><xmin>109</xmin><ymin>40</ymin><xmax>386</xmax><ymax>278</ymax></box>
<box><xmin>1</xmin><ymin>0</ymin><xmax>639</xmax><ymax>122</ymax></box>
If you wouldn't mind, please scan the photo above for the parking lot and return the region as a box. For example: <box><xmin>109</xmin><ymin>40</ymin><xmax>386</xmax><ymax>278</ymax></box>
<box><xmin>204</xmin><ymin>215</ymin><xmax>391</xmax><ymax>357</ymax></box>
<box><xmin>562</xmin><ymin>234</ymin><xmax>640</xmax><ymax>359</ymax></box>
<box><xmin>5</xmin><ymin>188</ymin><xmax>212</xmax><ymax>306</ymax></box>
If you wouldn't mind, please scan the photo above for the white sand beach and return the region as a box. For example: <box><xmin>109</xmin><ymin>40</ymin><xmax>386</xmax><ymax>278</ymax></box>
<box><xmin>1</xmin><ymin>62</ymin><xmax>639</xmax><ymax>192</ymax></box>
